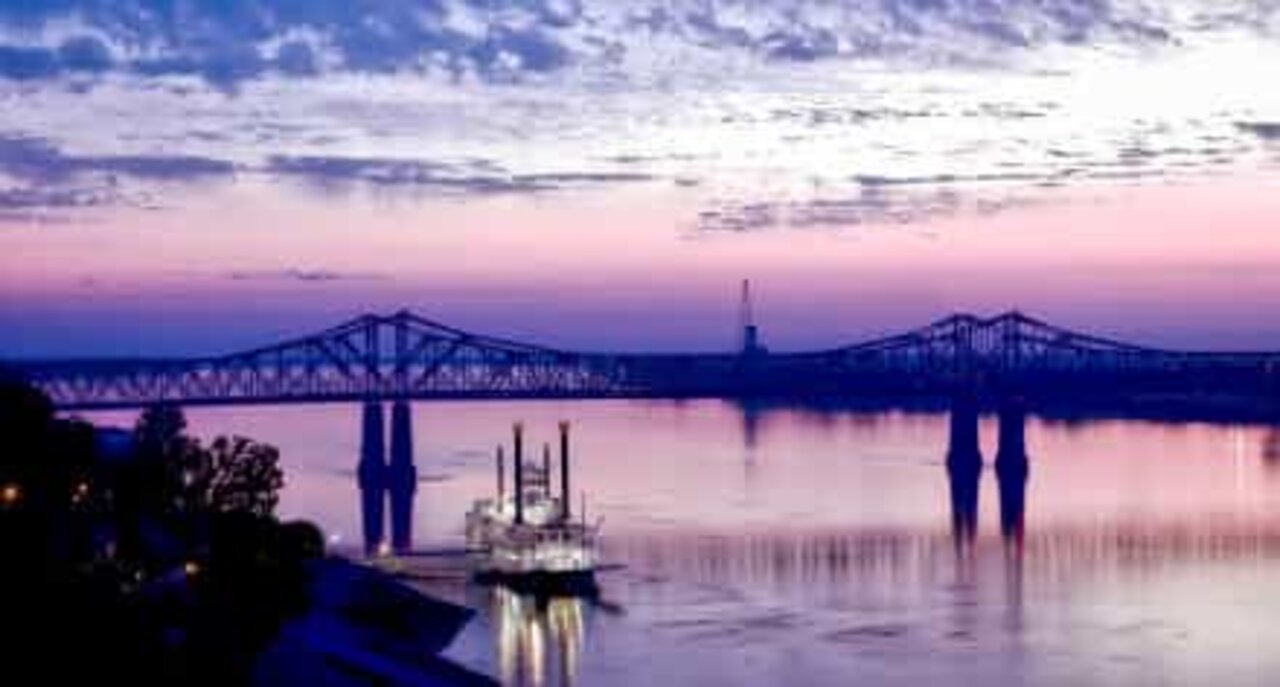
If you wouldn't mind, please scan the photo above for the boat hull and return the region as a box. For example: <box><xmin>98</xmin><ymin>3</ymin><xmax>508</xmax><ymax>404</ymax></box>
<box><xmin>473</xmin><ymin>568</ymin><xmax>599</xmax><ymax>597</ymax></box>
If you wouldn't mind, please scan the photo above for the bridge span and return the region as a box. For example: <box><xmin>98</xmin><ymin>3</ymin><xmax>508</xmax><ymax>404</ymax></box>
<box><xmin>9</xmin><ymin>309</ymin><xmax>1280</xmax><ymax>410</ymax></box>
<box><xmin>9</xmin><ymin>309</ymin><xmax>1280</xmax><ymax>554</ymax></box>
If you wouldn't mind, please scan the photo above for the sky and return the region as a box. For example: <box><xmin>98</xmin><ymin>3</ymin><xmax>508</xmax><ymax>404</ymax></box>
<box><xmin>1</xmin><ymin>1</ymin><xmax>1280</xmax><ymax>357</ymax></box>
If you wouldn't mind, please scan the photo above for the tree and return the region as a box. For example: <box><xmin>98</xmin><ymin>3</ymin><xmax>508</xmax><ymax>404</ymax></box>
<box><xmin>185</xmin><ymin>436</ymin><xmax>285</xmax><ymax>518</ymax></box>
<box><xmin>0</xmin><ymin>377</ymin><xmax>56</xmax><ymax>510</ymax></box>
<box><xmin>127</xmin><ymin>405</ymin><xmax>285</xmax><ymax>518</ymax></box>
<box><xmin>128</xmin><ymin>403</ymin><xmax>196</xmax><ymax>515</ymax></box>
<box><xmin>2</xmin><ymin>382</ymin><xmax>310</xmax><ymax>684</ymax></box>
<box><xmin>135</xmin><ymin>403</ymin><xmax>188</xmax><ymax>459</ymax></box>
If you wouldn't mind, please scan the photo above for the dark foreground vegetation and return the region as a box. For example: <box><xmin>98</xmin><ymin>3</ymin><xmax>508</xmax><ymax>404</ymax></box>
<box><xmin>0</xmin><ymin>374</ymin><xmax>490</xmax><ymax>686</ymax></box>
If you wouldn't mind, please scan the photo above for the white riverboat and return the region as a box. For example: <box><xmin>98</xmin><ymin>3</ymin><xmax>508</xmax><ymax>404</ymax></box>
<box><xmin>466</xmin><ymin>422</ymin><xmax>600</xmax><ymax>592</ymax></box>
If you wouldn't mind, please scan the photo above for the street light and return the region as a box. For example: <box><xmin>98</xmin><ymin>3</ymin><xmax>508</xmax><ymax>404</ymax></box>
<box><xmin>1</xmin><ymin>483</ymin><xmax>21</xmax><ymax>506</ymax></box>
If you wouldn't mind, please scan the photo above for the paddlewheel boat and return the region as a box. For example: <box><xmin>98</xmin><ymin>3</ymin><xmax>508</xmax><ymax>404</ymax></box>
<box><xmin>466</xmin><ymin>422</ymin><xmax>599</xmax><ymax>593</ymax></box>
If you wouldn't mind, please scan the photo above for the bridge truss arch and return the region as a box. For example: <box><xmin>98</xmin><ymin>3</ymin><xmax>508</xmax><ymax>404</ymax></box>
<box><xmin>9</xmin><ymin>310</ymin><xmax>1280</xmax><ymax>410</ymax></box>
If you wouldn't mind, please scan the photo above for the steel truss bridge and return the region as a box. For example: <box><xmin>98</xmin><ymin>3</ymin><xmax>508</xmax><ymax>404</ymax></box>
<box><xmin>10</xmin><ymin>310</ymin><xmax>1280</xmax><ymax>410</ymax></box>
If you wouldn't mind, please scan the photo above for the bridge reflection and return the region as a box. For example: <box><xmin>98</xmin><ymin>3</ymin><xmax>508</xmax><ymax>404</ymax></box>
<box><xmin>357</xmin><ymin>395</ymin><xmax>1033</xmax><ymax>558</ymax></box>
<box><xmin>602</xmin><ymin>519</ymin><xmax>1280</xmax><ymax>593</ymax></box>
<box><xmin>947</xmin><ymin>394</ymin><xmax>1028</xmax><ymax>552</ymax></box>
<box><xmin>337</xmin><ymin>399</ymin><xmax>1280</xmax><ymax>685</ymax></box>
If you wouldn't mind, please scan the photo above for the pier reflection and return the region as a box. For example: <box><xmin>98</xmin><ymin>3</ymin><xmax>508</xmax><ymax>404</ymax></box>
<box><xmin>995</xmin><ymin>399</ymin><xmax>1029</xmax><ymax>550</ymax></box>
<box><xmin>996</xmin><ymin>456</ymin><xmax>1028</xmax><ymax>549</ymax></box>
<box><xmin>490</xmin><ymin>587</ymin><xmax>588</xmax><ymax>687</ymax></box>
<box><xmin>1264</xmin><ymin>428</ymin><xmax>1280</xmax><ymax>469</ymax></box>
<box><xmin>133</xmin><ymin>401</ymin><xmax>1280</xmax><ymax>686</ymax></box>
<box><xmin>946</xmin><ymin>459</ymin><xmax>981</xmax><ymax>552</ymax></box>
<box><xmin>604</xmin><ymin>521</ymin><xmax>1280</xmax><ymax>598</ymax></box>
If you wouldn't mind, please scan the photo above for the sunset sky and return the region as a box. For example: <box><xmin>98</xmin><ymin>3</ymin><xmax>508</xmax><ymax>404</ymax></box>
<box><xmin>2</xmin><ymin>1</ymin><xmax>1279</xmax><ymax>356</ymax></box>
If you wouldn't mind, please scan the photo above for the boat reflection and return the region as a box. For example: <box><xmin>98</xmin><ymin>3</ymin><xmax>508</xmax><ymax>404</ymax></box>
<box><xmin>489</xmin><ymin>586</ymin><xmax>589</xmax><ymax>687</ymax></box>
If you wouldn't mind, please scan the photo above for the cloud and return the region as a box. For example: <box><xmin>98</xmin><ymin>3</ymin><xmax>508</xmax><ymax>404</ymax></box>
<box><xmin>0</xmin><ymin>1</ymin><xmax>572</xmax><ymax>86</ymax></box>
<box><xmin>0</xmin><ymin>185</ymin><xmax>115</xmax><ymax>210</ymax></box>
<box><xmin>469</xmin><ymin>27</ymin><xmax>571</xmax><ymax>75</ymax></box>
<box><xmin>131</xmin><ymin>51</ymin><xmax>268</xmax><ymax>91</ymax></box>
<box><xmin>0</xmin><ymin>36</ymin><xmax>114</xmax><ymax>80</ymax></box>
<box><xmin>698</xmin><ymin>203</ymin><xmax>780</xmax><ymax>233</ymax></box>
<box><xmin>224</xmin><ymin>269</ymin><xmax>386</xmax><ymax>284</ymax></box>
<box><xmin>264</xmin><ymin>156</ymin><xmax>461</xmax><ymax>186</ymax></box>
<box><xmin>0</xmin><ymin>134</ymin><xmax>234</xmax><ymax>184</ymax></box>
<box><xmin>0</xmin><ymin>133</ymin><xmax>234</xmax><ymax>215</ymax></box>
<box><xmin>697</xmin><ymin>183</ymin><xmax>1043</xmax><ymax>233</ymax></box>
<box><xmin>57</xmin><ymin>35</ymin><xmax>114</xmax><ymax>72</ymax></box>
<box><xmin>1238</xmin><ymin>122</ymin><xmax>1280</xmax><ymax>141</ymax></box>
<box><xmin>273</xmin><ymin>41</ymin><xmax>319</xmax><ymax>77</ymax></box>
<box><xmin>0</xmin><ymin>136</ymin><xmax>660</xmax><ymax>217</ymax></box>
<box><xmin>2</xmin><ymin>2</ymin><xmax>1277</xmax><ymax>232</ymax></box>
<box><xmin>0</xmin><ymin>0</ymin><xmax>1252</xmax><ymax>87</ymax></box>
<box><xmin>0</xmin><ymin>45</ymin><xmax>62</xmax><ymax>80</ymax></box>
<box><xmin>264</xmin><ymin>155</ymin><xmax>657</xmax><ymax>195</ymax></box>
<box><xmin>0</xmin><ymin>184</ymin><xmax>119</xmax><ymax>225</ymax></box>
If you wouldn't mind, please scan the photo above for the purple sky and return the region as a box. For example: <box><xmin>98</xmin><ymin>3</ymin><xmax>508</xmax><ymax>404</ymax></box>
<box><xmin>2</xmin><ymin>1</ymin><xmax>1280</xmax><ymax>357</ymax></box>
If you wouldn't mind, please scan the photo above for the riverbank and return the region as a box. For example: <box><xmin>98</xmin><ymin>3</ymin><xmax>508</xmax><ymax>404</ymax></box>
<box><xmin>257</xmin><ymin>556</ymin><xmax>496</xmax><ymax>686</ymax></box>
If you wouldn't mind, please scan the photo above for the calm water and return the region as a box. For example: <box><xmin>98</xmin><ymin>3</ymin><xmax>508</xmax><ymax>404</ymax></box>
<box><xmin>87</xmin><ymin>401</ymin><xmax>1280</xmax><ymax>686</ymax></box>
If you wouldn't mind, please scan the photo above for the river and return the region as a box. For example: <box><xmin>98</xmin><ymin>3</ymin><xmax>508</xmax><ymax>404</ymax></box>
<box><xmin>86</xmin><ymin>400</ymin><xmax>1280</xmax><ymax>686</ymax></box>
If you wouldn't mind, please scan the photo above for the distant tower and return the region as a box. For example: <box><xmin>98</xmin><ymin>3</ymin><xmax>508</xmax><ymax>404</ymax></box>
<box><xmin>740</xmin><ymin>279</ymin><xmax>764</xmax><ymax>356</ymax></box>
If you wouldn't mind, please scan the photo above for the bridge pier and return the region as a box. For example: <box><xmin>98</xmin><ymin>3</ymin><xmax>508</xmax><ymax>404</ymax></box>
<box><xmin>995</xmin><ymin>398</ymin><xmax>1029</xmax><ymax>473</ymax></box>
<box><xmin>947</xmin><ymin>392</ymin><xmax>982</xmax><ymax>469</ymax></box>
<box><xmin>388</xmin><ymin>400</ymin><xmax>417</xmax><ymax>554</ymax></box>
<box><xmin>358</xmin><ymin>401</ymin><xmax>387</xmax><ymax>557</ymax></box>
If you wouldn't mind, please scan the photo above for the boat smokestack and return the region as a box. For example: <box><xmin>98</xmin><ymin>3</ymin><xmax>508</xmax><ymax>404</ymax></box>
<box><xmin>542</xmin><ymin>443</ymin><xmax>552</xmax><ymax>496</ymax></box>
<box><xmin>513</xmin><ymin>423</ymin><xmax>524</xmax><ymax>525</ymax></box>
<box><xmin>559</xmin><ymin>421</ymin><xmax>571</xmax><ymax>521</ymax></box>
<box><xmin>496</xmin><ymin>444</ymin><xmax>505</xmax><ymax>502</ymax></box>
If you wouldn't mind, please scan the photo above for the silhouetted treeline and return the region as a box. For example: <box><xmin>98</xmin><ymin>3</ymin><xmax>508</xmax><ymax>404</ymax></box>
<box><xmin>0</xmin><ymin>375</ymin><xmax>320</xmax><ymax>686</ymax></box>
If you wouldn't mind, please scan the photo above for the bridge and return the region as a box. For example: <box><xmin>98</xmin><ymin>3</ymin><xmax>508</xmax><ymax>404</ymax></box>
<box><xmin>10</xmin><ymin>309</ymin><xmax>1280</xmax><ymax>555</ymax></box>
<box><xmin>11</xmin><ymin>309</ymin><xmax>1280</xmax><ymax>410</ymax></box>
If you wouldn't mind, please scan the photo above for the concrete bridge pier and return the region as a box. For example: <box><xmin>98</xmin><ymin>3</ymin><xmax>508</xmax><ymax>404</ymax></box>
<box><xmin>995</xmin><ymin>399</ymin><xmax>1030</xmax><ymax>544</ymax></box>
<box><xmin>947</xmin><ymin>392</ymin><xmax>983</xmax><ymax>469</ymax></box>
<box><xmin>358</xmin><ymin>401</ymin><xmax>387</xmax><ymax>556</ymax></box>
<box><xmin>994</xmin><ymin>397</ymin><xmax>1029</xmax><ymax>472</ymax></box>
<box><xmin>388</xmin><ymin>400</ymin><xmax>417</xmax><ymax>554</ymax></box>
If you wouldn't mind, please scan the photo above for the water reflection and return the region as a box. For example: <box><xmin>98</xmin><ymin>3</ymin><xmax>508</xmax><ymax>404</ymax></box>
<box><xmin>739</xmin><ymin>399</ymin><xmax>764</xmax><ymax>452</ymax></box>
<box><xmin>995</xmin><ymin>400</ymin><xmax>1030</xmax><ymax>551</ymax></box>
<box><xmin>488</xmin><ymin>587</ymin><xmax>588</xmax><ymax>687</ymax></box>
<box><xmin>995</xmin><ymin>444</ymin><xmax>1029</xmax><ymax>636</ymax></box>
<box><xmin>996</xmin><ymin>459</ymin><xmax>1028</xmax><ymax>550</ymax></box>
<box><xmin>79</xmin><ymin>402</ymin><xmax>1280</xmax><ymax>685</ymax></box>
<box><xmin>946</xmin><ymin>459</ymin><xmax>981</xmax><ymax>552</ymax></box>
<box><xmin>1264</xmin><ymin>429</ymin><xmax>1280</xmax><ymax>469</ymax></box>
